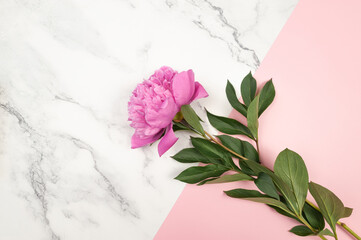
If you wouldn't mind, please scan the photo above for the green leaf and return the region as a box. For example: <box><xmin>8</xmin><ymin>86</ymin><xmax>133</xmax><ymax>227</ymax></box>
<box><xmin>225</xmin><ymin>188</ymin><xmax>294</xmax><ymax>216</ymax></box>
<box><xmin>255</xmin><ymin>172</ymin><xmax>280</xmax><ymax>200</ymax></box>
<box><xmin>238</xmin><ymin>161</ymin><xmax>256</xmax><ymax>176</ymax></box>
<box><xmin>241</xmin><ymin>72</ymin><xmax>257</xmax><ymax>106</ymax></box>
<box><xmin>181</xmin><ymin>105</ymin><xmax>204</xmax><ymax>135</ymax></box>
<box><xmin>172</xmin><ymin>148</ymin><xmax>211</xmax><ymax>164</ymax></box>
<box><xmin>225</xmin><ymin>188</ymin><xmax>265</xmax><ymax>198</ymax></box>
<box><xmin>174</xmin><ymin>165</ymin><xmax>228</xmax><ymax>184</ymax></box>
<box><xmin>206</xmin><ymin>111</ymin><xmax>253</xmax><ymax>138</ymax></box>
<box><xmin>247</xmin><ymin>95</ymin><xmax>259</xmax><ymax>140</ymax></box>
<box><xmin>242</xmin><ymin>142</ymin><xmax>259</xmax><ymax>162</ymax></box>
<box><xmin>318</xmin><ymin>229</ymin><xmax>334</xmax><ymax>237</ymax></box>
<box><xmin>258</xmin><ymin>79</ymin><xmax>275</xmax><ymax>116</ymax></box>
<box><xmin>191</xmin><ymin>138</ymin><xmax>225</xmax><ymax>162</ymax></box>
<box><xmin>342</xmin><ymin>207</ymin><xmax>353</xmax><ymax>218</ymax></box>
<box><xmin>172</xmin><ymin>121</ymin><xmax>189</xmax><ymax>132</ymax></box>
<box><xmin>274</xmin><ymin>149</ymin><xmax>309</xmax><ymax>215</ymax></box>
<box><xmin>197</xmin><ymin>177</ymin><xmax>219</xmax><ymax>185</ymax></box>
<box><xmin>242</xmin><ymin>158</ymin><xmax>299</xmax><ymax>212</ymax></box>
<box><xmin>309</xmin><ymin>182</ymin><xmax>348</xmax><ymax>236</ymax></box>
<box><xmin>269</xmin><ymin>205</ymin><xmax>300</xmax><ymax>222</ymax></box>
<box><xmin>303</xmin><ymin>202</ymin><xmax>325</xmax><ymax>231</ymax></box>
<box><xmin>226</xmin><ymin>80</ymin><xmax>247</xmax><ymax>117</ymax></box>
<box><xmin>203</xmin><ymin>173</ymin><xmax>253</xmax><ymax>184</ymax></box>
<box><xmin>289</xmin><ymin>225</ymin><xmax>314</xmax><ymax>236</ymax></box>
<box><xmin>243</xmin><ymin>160</ymin><xmax>273</xmax><ymax>175</ymax></box>
<box><xmin>247</xmin><ymin>198</ymin><xmax>295</xmax><ymax>216</ymax></box>
<box><xmin>271</xmin><ymin>174</ymin><xmax>300</xmax><ymax>215</ymax></box>
<box><xmin>190</xmin><ymin>137</ymin><xmax>236</xmax><ymax>168</ymax></box>
<box><xmin>217</xmin><ymin>135</ymin><xmax>259</xmax><ymax>162</ymax></box>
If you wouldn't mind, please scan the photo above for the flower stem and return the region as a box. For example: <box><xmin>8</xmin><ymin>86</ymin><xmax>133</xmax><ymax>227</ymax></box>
<box><xmin>203</xmin><ymin>131</ymin><xmax>249</xmax><ymax>161</ymax></box>
<box><xmin>338</xmin><ymin>222</ymin><xmax>361</xmax><ymax>240</ymax></box>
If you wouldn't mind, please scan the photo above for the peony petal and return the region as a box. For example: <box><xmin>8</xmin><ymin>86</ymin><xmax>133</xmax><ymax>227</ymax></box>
<box><xmin>145</xmin><ymin>95</ymin><xmax>179</xmax><ymax>129</ymax></box>
<box><xmin>131</xmin><ymin>130</ymin><xmax>163</xmax><ymax>149</ymax></box>
<box><xmin>158</xmin><ymin>123</ymin><xmax>178</xmax><ymax>156</ymax></box>
<box><xmin>172</xmin><ymin>70</ymin><xmax>195</xmax><ymax>106</ymax></box>
<box><xmin>190</xmin><ymin>81</ymin><xmax>209</xmax><ymax>102</ymax></box>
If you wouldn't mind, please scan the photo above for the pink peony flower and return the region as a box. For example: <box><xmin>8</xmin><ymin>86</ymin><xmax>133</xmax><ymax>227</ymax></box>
<box><xmin>128</xmin><ymin>66</ymin><xmax>208</xmax><ymax>156</ymax></box>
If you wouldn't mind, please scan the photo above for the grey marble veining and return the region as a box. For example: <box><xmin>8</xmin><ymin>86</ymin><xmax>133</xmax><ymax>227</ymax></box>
<box><xmin>0</xmin><ymin>0</ymin><xmax>298</xmax><ymax>239</ymax></box>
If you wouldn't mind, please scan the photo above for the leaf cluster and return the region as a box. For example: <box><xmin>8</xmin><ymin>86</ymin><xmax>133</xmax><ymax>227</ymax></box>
<box><xmin>171</xmin><ymin>72</ymin><xmax>352</xmax><ymax>239</ymax></box>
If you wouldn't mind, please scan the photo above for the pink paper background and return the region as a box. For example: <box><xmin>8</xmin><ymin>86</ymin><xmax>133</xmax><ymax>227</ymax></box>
<box><xmin>154</xmin><ymin>0</ymin><xmax>361</xmax><ymax>239</ymax></box>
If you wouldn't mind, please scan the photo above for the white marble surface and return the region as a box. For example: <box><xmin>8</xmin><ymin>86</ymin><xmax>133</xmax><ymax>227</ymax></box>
<box><xmin>0</xmin><ymin>0</ymin><xmax>298</xmax><ymax>239</ymax></box>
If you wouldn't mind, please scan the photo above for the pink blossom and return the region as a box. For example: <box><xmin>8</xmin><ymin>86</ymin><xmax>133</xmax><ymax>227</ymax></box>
<box><xmin>128</xmin><ymin>66</ymin><xmax>208</xmax><ymax>156</ymax></box>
